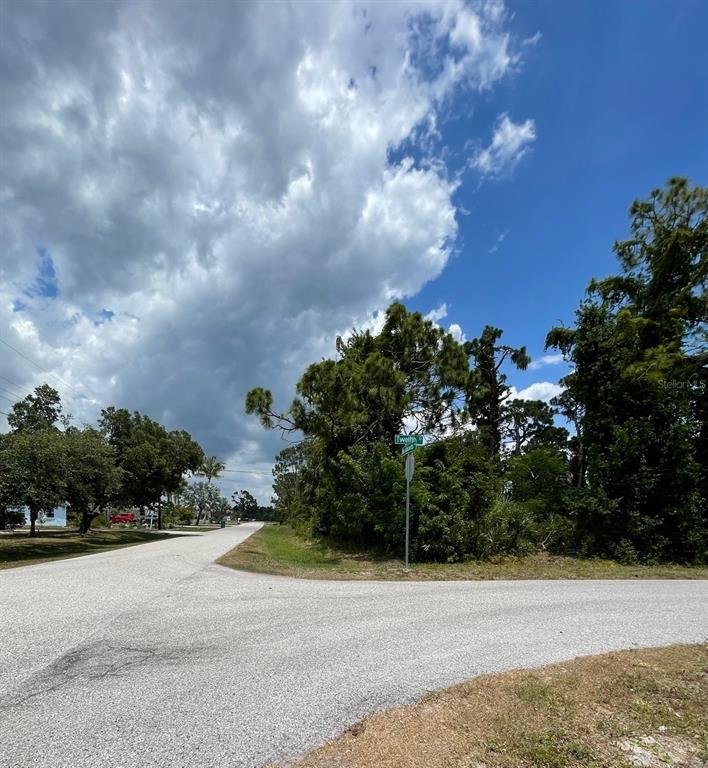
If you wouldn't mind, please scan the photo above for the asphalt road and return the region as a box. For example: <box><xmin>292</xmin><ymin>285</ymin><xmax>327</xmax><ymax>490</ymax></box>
<box><xmin>1</xmin><ymin>522</ymin><xmax>706</xmax><ymax>768</ymax></box>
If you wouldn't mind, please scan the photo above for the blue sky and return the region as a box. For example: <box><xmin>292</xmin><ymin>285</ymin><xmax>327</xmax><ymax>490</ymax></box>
<box><xmin>413</xmin><ymin>0</ymin><xmax>708</xmax><ymax>391</ymax></box>
<box><xmin>1</xmin><ymin>0</ymin><xmax>706</xmax><ymax>501</ymax></box>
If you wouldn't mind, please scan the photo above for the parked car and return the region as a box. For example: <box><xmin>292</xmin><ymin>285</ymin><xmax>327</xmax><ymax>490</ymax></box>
<box><xmin>110</xmin><ymin>512</ymin><xmax>136</xmax><ymax>524</ymax></box>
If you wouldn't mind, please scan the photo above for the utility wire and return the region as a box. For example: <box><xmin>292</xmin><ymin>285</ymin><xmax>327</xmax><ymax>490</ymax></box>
<box><xmin>222</xmin><ymin>468</ymin><xmax>272</xmax><ymax>476</ymax></box>
<box><xmin>0</xmin><ymin>384</ymin><xmax>23</xmax><ymax>400</ymax></box>
<box><xmin>0</xmin><ymin>374</ymin><xmax>25</xmax><ymax>390</ymax></box>
<box><xmin>0</xmin><ymin>337</ymin><xmax>84</xmax><ymax>397</ymax></box>
<box><xmin>0</xmin><ymin>410</ymin><xmax>9</xmax><ymax>417</ymax></box>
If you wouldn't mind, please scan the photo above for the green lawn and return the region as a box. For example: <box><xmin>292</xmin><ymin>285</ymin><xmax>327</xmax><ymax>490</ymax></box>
<box><xmin>218</xmin><ymin>524</ymin><xmax>708</xmax><ymax>580</ymax></box>
<box><xmin>0</xmin><ymin>529</ymin><xmax>180</xmax><ymax>570</ymax></box>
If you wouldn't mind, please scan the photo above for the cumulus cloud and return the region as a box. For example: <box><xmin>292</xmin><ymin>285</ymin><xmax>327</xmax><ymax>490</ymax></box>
<box><xmin>423</xmin><ymin>305</ymin><xmax>465</xmax><ymax>343</ymax></box>
<box><xmin>529</xmin><ymin>353</ymin><xmax>565</xmax><ymax>370</ymax></box>
<box><xmin>448</xmin><ymin>323</ymin><xmax>466</xmax><ymax>343</ymax></box>
<box><xmin>510</xmin><ymin>381</ymin><xmax>564</xmax><ymax>403</ymax></box>
<box><xmin>0</xmin><ymin>0</ymin><xmax>525</xmax><ymax>501</ymax></box>
<box><xmin>425</xmin><ymin>303</ymin><xmax>449</xmax><ymax>323</ymax></box>
<box><xmin>472</xmin><ymin>113</ymin><xmax>536</xmax><ymax>177</ymax></box>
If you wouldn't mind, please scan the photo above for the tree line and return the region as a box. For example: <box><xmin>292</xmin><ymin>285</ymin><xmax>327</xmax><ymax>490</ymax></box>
<box><xmin>246</xmin><ymin>178</ymin><xmax>706</xmax><ymax>564</ymax></box>
<box><xmin>0</xmin><ymin>388</ymin><xmax>270</xmax><ymax>534</ymax></box>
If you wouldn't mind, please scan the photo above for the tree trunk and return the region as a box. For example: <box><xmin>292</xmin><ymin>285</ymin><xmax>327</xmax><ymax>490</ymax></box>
<box><xmin>79</xmin><ymin>508</ymin><xmax>93</xmax><ymax>534</ymax></box>
<box><xmin>29</xmin><ymin>509</ymin><xmax>38</xmax><ymax>537</ymax></box>
<box><xmin>577</xmin><ymin>443</ymin><xmax>586</xmax><ymax>488</ymax></box>
<box><xmin>157</xmin><ymin>501</ymin><xmax>162</xmax><ymax>531</ymax></box>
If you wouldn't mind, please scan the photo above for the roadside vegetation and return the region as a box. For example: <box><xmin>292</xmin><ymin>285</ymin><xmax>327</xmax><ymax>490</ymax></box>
<box><xmin>0</xmin><ymin>528</ymin><xmax>178</xmax><ymax>570</ymax></box>
<box><xmin>246</xmin><ymin>179</ymin><xmax>707</xmax><ymax>568</ymax></box>
<box><xmin>0</xmin><ymin>388</ymin><xmax>274</xmax><ymax>536</ymax></box>
<box><xmin>276</xmin><ymin>644</ymin><xmax>708</xmax><ymax>768</ymax></box>
<box><xmin>219</xmin><ymin>525</ymin><xmax>708</xmax><ymax>580</ymax></box>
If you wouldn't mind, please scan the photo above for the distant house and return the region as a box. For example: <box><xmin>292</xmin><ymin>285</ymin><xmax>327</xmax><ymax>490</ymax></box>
<box><xmin>23</xmin><ymin>505</ymin><xmax>67</xmax><ymax>528</ymax></box>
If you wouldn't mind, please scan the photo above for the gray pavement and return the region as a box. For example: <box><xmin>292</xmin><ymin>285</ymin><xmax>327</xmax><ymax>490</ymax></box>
<box><xmin>1</xmin><ymin>522</ymin><xmax>706</xmax><ymax>768</ymax></box>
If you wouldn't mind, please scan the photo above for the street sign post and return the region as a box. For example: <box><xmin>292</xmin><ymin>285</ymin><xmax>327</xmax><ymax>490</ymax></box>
<box><xmin>396</xmin><ymin>435</ymin><xmax>424</xmax><ymax>569</ymax></box>
<box><xmin>404</xmin><ymin>452</ymin><xmax>414</xmax><ymax>568</ymax></box>
<box><xmin>396</xmin><ymin>434</ymin><xmax>424</xmax><ymax>446</ymax></box>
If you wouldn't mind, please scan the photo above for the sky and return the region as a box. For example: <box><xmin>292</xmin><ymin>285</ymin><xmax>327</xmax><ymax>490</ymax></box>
<box><xmin>1</xmin><ymin>0</ymin><xmax>707</xmax><ymax>503</ymax></box>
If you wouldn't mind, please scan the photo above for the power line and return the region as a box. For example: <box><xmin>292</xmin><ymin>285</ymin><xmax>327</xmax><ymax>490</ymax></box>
<box><xmin>222</xmin><ymin>468</ymin><xmax>272</xmax><ymax>476</ymax></box>
<box><xmin>0</xmin><ymin>393</ymin><xmax>17</xmax><ymax>405</ymax></box>
<box><xmin>0</xmin><ymin>410</ymin><xmax>9</xmax><ymax>417</ymax></box>
<box><xmin>0</xmin><ymin>337</ymin><xmax>84</xmax><ymax>397</ymax></box>
<box><xmin>0</xmin><ymin>384</ymin><xmax>23</xmax><ymax>400</ymax></box>
<box><xmin>0</xmin><ymin>375</ymin><xmax>77</xmax><ymax>410</ymax></box>
<box><xmin>0</xmin><ymin>374</ymin><xmax>24</xmax><ymax>390</ymax></box>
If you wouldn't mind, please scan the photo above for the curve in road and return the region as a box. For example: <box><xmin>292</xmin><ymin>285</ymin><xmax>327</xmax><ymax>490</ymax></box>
<box><xmin>1</xmin><ymin>522</ymin><xmax>706</xmax><ymax>768</ymax></box>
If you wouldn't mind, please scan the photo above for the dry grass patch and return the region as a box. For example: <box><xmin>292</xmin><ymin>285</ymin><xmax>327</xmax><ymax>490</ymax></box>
<box><xmin>218</xmin><ymin>525</ymin><xmax>708</xmax><ymax>581</ymax></box>
<box><xmin>275</xmin><ymin>645</ymin><xmax>707</xmax><ymax>768</ymax></box>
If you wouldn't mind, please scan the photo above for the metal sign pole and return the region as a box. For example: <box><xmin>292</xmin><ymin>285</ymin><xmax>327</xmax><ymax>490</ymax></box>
<box><xmin>404</xmin><ymin>452</ymin><xmax>414</xmax><ymax>569</ymax></box>
<box><xmin>405</xmin><ymin>467</ymin><xmax>410</xmax><ymax>569</ymax></box>
<box><xmin>396</xmin><ymin>438</ymin><xmax>421</xmax><ymax>570</ymax></box>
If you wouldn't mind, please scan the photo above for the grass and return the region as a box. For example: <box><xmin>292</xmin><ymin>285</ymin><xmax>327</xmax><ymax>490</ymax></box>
<box><xmin>217</xmin><ymin>524</ymin><xmax>708</xmax><ymax>581</ymax></box>
<box><xmin>275</xmin><ymin>644</ymin><xmax>708</xmax><ymax>768</ymax></box>
<box><xmin>168</xmin><ymin>525</ymin><xmax>217</xmax><ymax>532</ymax></box>
<box><xmin>0</xmin><ymin>528</ymin><xmax>181</xmax><ymax>570</ymax></box>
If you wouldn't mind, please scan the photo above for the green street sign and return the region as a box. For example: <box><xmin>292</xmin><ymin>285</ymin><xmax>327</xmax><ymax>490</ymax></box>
<box><xmin>395</xmin><ymin>435</ymin><xmax>424</xmax><ymax>446</ymax></box>
<box><xmin>401</xmin><ymin>442</ymin><xmax>417</xmax><ymax>455</ymax></box>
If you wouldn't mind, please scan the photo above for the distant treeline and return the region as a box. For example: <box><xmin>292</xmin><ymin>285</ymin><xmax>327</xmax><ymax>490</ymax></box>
<box><xmin>0</xmin><ymin>392</ymin><xmax>261</xmax><ymax>535</ymax></box>
<box><xmin>247</xmin><ymin>178</ymin><xmax>707</xmax><ymax>564</ymax></box>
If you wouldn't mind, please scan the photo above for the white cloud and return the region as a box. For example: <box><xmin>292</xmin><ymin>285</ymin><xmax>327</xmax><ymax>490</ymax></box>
<box><xmin>522</xmin><ymin>31</ymin><xmax>542</xmax><ymax>47</ymax></box>
<box><xmin>488</xmin><ymin>229</ymin><xmax>508</xmax><ymax>254</ymax></box>
<box><xmin>510</xmin><ymin>381</ymin><xmax>564</xmax><ymax>403</ymax></box>
<box><xmin>448</xmin><ymin>323</ymin><xmax>466</xmax><ymax>343</ymax></box>
<box><xmin>472</xmin><ymin>113</ymin><xmax>536</xmax><ymax>177</ymax></box>
<box><xmin>425</xmin><ymin>303</ymin><xmax>449</xmax><ymax>323</ymax></box>
<box><xmin>529</xmin><ymin>353</ymin><xmax>565</xmax><ymax>370</ymax></box>
<box><xmin>0</xmin><ymin>0</ymin><xmax>525</xmax><ymax>502</ymax></box>
<box><xmin>424</xmin><ymin>305</ymin><xmax>466</xmax><ymax>344</ymax></box>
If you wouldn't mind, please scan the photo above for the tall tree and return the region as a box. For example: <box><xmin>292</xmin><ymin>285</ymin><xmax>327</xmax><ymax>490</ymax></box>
<box><xmin>232</xmin><ymin>489</ymin><xmax>258</xmax><ymax>519</ymax></box>
<box><xmin>99</xmin><ymin>408</ymin><xmax>204</xmax><ymax>529</ymax></box>
<box><xmin>465</xmin><ymin>327</ymin><xmax>530</xmax><ymax>460</ymax></box>
<box><xmin>64</xmin><ymin>427</ymin><xmax>122</xmax><ymax>534</ymax></box>
<box><xmin>199</xmin><ymin>455</ymin><xmax>225</xmax><ymax>485</ymax></box>
<box><xmin>270</xmin><ymin>442</ymin><xmax>319</xmax><ymax>532</ymax></box>
<box><xmin>248</xmin><ymin>304</ymin><xmax>512</xmax><ymax>555</ymax></box>
<box><xmin>7</xmin><ymin>384</ymin><xmax>65</xmax><ymax>432</ymax></box>
<box><xmin>550</xmin><ymin>385</ymin><xmax>586</xmax><ymax>488</ymax></box>
<box><xmin>247</xmin><ymin>303</ymin><xmax>469</xmax><ymax>446</ymax></box>
<box><xmin>183</xmin><ymin>481</ymin><xmax>227</xmax><ymax>525</ymax></box>
<box><xmin>0</xmin><ymin>433</ymin><xmax>25</xmax><ymax>530</ymax></box>
<box><xmin>501</xmin><ymin>399</ymin><xmax>568</xmax><ymax>456</ymax></box>
<box><xmin>546</xmin><ymin>177</ymin><xmax>707</xmax><ymax>561</ymax></box>
<box><xmin>0</xmin><ymin>429</ymin><xmax>67</xmax><ymax>536</ymax></box>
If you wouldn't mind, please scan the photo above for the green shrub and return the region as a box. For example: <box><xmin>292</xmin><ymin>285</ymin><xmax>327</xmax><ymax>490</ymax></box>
<box><xmin>472</xmin><ymin>496</ymin><xmax>534</xmax><ymax>558</ymax></box>
<box><xmin>0</xmin><ymin>507</ymin><xmax>25</xmax><ymax>530</ymax></box>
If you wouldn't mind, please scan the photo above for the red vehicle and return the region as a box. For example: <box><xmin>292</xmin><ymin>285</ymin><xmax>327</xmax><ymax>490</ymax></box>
<box><xmin>110</xmin><ymin>512</ymin><xmax>136</xmax><ymax>524</ymax></box>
